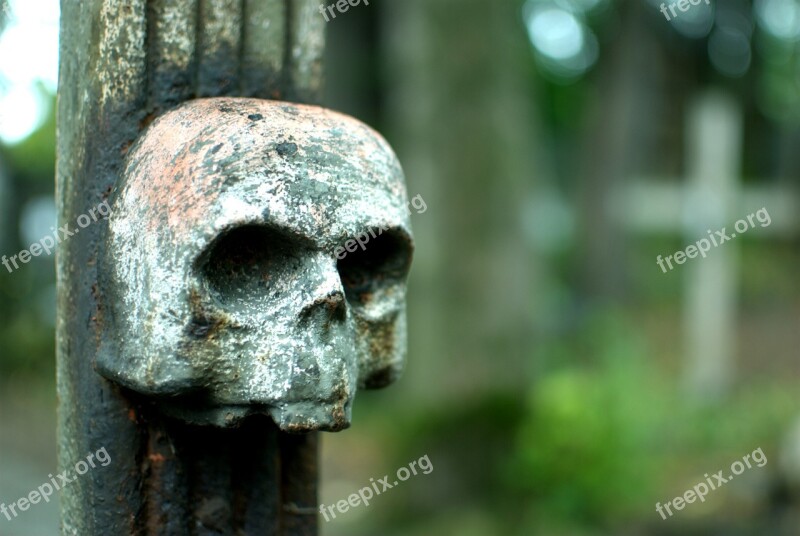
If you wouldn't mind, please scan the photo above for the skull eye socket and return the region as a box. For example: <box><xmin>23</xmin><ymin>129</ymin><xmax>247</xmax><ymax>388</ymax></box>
<box><xmin>336</xmin><ymin>230</ymin><xmax>412</xmax><ymax>305</ymax></box>
<box><xmin>198</xmin><ymin>225</ymin><xmax>302</xmax><ymax>305</ymax></box>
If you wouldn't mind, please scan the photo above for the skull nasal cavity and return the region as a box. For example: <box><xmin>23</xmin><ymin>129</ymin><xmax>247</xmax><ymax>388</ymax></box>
<box><xmin>300</xmin><ymin>289</ymin><xmax>347</xmax><ymax>324</ymax></box>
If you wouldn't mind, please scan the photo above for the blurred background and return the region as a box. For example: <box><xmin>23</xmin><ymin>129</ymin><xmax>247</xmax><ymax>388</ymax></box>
<box><xmin>1</xmin><ymin>0</ymin><xmax>800</xmax><ymax>534</ymax></box>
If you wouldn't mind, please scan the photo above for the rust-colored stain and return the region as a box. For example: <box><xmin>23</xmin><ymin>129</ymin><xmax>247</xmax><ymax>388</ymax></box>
<box><xmin>91</xmin><ymin>282</ymin><xmax>104</xmax><ymax>350</ymax></box>
<box><xmin>120</xmin><ymin>97</ymin><xmax>391</xmax><ymax>238</ymax></box>
<box><xmin>138</xmin><ymin>111</ymin><xmax>157</xmax><ymax>130</ymax></box>
<box><xmin>120</xmin><ymin>139</ymin><xmax>133</xmax><ymax>157</ymax></box>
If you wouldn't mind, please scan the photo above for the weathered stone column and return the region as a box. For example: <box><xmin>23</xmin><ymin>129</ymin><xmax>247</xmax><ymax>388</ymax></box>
<box><xmin>56</xmin><ymin>1</ymin><xmax>324</xmax><ymax>533</ymax></box>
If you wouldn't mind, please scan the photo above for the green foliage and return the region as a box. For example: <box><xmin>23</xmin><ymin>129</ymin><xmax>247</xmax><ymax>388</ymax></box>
<box><xmin>4</xmin><ymin>88</ymin><xmax>56</xmax><ymax>182</ymax></box>
<box><xmin>0</xmin><ymin>91</ymin><xmax>57</xmax><ymax>380</ymax></box>
<box><xmin>508</xmin><ymin>312</ymin><xmax>668</xmax><ymax>528</ymax></box>
<box><xmin>506</xmin><ymin>310</ymin><xmax>799</xmax><ymax>533</ymax></box>
<box><xmin>341</xmin><ymin>309</ymin><xmax>799</xmax><ymax>536</ymax></box>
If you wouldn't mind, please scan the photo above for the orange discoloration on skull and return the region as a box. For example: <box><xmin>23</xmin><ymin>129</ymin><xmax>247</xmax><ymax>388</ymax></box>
<box><xmin>122</xmin><ymin>98</ymin><xmax>394</xmax><ymax>239</ymax></box>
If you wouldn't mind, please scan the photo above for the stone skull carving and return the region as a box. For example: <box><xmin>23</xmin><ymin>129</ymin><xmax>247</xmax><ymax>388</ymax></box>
<box><xmin>98</xmin><ymin>98</ymin><xmax>413</xmax><ymax>433</ymax></box>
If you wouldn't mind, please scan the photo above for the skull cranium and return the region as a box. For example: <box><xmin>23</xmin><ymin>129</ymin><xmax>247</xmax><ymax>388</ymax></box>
<box><xmin>97</xmin><ymin>98</ymin><xmax>413</xmax><ymax>432</ymax></box>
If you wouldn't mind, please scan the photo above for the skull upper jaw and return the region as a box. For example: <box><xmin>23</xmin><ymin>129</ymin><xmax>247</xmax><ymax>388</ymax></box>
<box><xmin>152</xmin><ymin>398</ymin><xmax>354</xmax><ymax>433</ymax></box>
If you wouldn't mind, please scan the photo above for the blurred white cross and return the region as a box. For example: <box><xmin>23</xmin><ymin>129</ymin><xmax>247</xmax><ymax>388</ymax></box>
<box><xmin>615</xmin><ymin>89</ymin><xmax>799</xmax><ymax>401</ymax></box>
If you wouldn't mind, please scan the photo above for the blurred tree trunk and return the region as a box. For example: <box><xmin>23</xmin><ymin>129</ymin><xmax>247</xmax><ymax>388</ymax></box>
<box><xmin>577</xmin><ymin>0</ymin><xmax>696</xmax><ymax>302</ymax></box>
<box><xmin>382</xmin><ymin>0</ymin><xmax>541</xmax><ymax>402</ymax></box>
